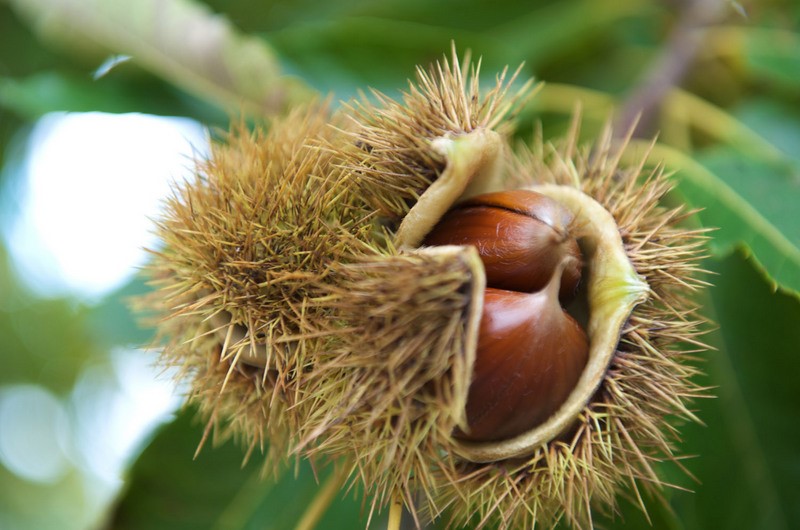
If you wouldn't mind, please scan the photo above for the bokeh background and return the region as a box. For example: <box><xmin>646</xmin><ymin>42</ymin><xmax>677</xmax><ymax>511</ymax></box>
<box><xmin>1</xmin><ymin>0</ymin><xmax>798</xmax><ymax>529</ymax></box>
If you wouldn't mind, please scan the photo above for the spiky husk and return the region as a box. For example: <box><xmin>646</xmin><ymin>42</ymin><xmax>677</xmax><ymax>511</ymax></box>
<box><xmin>142</xmin><ymin>54</ymin><xmax>505</xmax><ymax>508</ymax></box>
<box><xmin>143</xmin><ymin>104</ymin><xmax>380</xmax><ymax>464</ymax></box>
<box><xmin>144</xmin><ymin>47</ymin><xmax>710</xmax><ymax>530</ymax></box>
<box><xmin>294</xmin><ymin>247</ymin><xmax>482</xmax><ymax>523</ymax></box>
<box><xmin>341</xmin><ymin>49</ymin><xmax>532</xmax><ymax>221</ymax></box>
<box><xmin>426</xmin><ymin>124</ymin><xmax>710</xmax><ymax>529</ymax></box>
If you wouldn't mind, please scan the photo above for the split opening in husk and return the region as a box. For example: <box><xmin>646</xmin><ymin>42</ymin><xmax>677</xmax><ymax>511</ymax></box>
<box><xmin>395</xmin><ymin>130</ymin><xmax>651</xmax><ymax>463</ymax></box>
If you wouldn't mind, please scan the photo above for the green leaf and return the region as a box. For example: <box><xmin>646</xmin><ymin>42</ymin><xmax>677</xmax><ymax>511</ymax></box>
<box><xmin>0</xmin><ymin>246</ymin><xmax>106</xmax><ymax>393</ymax></box>
<box><xmin>109</xmin><ymin>407</ymin><xmax>374</xmax><ymax>530</ymax></box>
<box><xmin>742</xmin><ymin>28</ymin><xmax>800</xmax><ymax>92</ymax></box>
<box><xmin>644</xmin><ymin>143</ymin><xmax>800</xmax><ymax>298</ymax></box>
<box><xmin>692</xmin><ymin>147</ymin><xmax>800</xmax><ymax>296</ymax></box>
<box><xmin>0</xmin><ymin>72</ymin><xmax>184</xmax><ymax>119</ymax></box>
<box><xmin>0</xmin><ymin>4</ymin><xmax>67</xmax><ymax>76</ymax></box>
<box><xmin>734</xmin><ymin>98</ymin><xmax>800</xmax><ymax>166</ymax></box>
<box><xmin>483</xmin><ymin>0</ymin><xmax>644</xmax><ymax>66</ymax></box>
<box><xmin>7</xmin><ymin>0</ymin><xmax>317</xmax><ymax>117</ymax></box>
<box><xmin>88</xmin><ymin>277</ymin><xmax>154</xmax><ymax>347</ymax></box>
<box><xmin>697</xmin><ymin>148</ymin><xmax>799</xmax><ymax>246</ymax></box>
<box><xmin>267</xmin><ymin>17</ymin><xmax>498</xmax><ymax>97</ymax></box>
<box><xmin>592</xmin><ymin>490</ymin><xmax>685</xmax><ymax>530</ymax></box>
<box><xmin>676</xmin><ymin>251</ymin><xmax>800</xmax><ymax>530</ymax></box>
<box><xmin>265</xmin><ymin>0</ymin><xmax>648</xmax><ymax>97</ymax></box>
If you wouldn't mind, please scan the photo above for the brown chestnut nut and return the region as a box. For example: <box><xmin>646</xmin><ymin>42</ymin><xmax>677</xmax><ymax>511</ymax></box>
<box><xmin>422</xmin><ymin>190</ymin><xmax>582</xmax><ymax>300</ymax></box>
<box><xmin>456</xmin><ymin>271</ymin><xmax>589</xmax><ymax>443</ymax></box>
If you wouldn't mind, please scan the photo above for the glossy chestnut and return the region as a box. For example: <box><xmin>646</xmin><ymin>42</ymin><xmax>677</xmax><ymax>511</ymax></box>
<box><xmin>456</xmin><ymin>276</ymin><xmax>589</xmax><ymax>442</ymax></box>
<box><xmin>423</xmin><ymin>190</ymin><xmax>582</xmax><ymax>300</ymax></box>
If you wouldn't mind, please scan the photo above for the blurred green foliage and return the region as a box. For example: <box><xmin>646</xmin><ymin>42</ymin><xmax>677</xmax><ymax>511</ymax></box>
<box><xmin>110</xmin><ymin>408</ymin><xmax>372</xmax><ymax>530</ymax></box>
<box><xmin>1</xmin><ymin>0</ymin><xmax>799</xmax><ymax>529</ymax></box>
